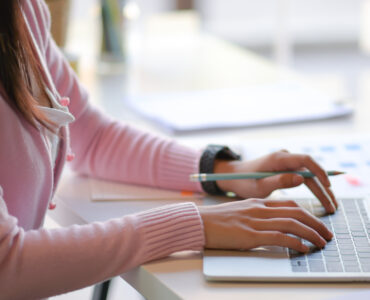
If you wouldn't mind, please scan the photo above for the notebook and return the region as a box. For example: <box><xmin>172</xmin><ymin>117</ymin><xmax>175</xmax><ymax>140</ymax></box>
<box><xmin>204</xmin><ymin>134</ymin><xmax>370</xmax><ymax>282</ymax></box>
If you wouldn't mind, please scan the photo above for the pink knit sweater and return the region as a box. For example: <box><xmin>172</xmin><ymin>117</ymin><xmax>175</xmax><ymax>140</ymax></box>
<box><xmin>0</xmin><ymin>1</ymin><xmax>205</xmax><ymax>299</ymax></box>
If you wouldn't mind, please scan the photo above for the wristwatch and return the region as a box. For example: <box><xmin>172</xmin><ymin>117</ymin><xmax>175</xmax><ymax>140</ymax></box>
<box><xmin>199</xmin><ymin>145</ymin><xmax>241</xmax><ymax>195</ymax></box>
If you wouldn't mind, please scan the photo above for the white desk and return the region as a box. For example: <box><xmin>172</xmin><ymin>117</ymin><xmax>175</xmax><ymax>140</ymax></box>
<box><xmin>51</xmin><ymin>12</ymin><xmax>370</xmax><ymax>300</ymax></box>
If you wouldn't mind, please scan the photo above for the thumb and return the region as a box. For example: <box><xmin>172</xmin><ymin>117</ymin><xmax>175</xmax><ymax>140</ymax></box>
<box><xmin>257</xmin><ymin>174</ymin><xmax>304</xmax><ymax>192</ymax></box>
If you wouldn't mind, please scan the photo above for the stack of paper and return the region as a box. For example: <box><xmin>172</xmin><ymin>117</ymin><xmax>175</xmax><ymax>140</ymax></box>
<box><xmin>127</xmin><ymin>82</ymin><xmax>352</xmax><ymax>133</ymax></box>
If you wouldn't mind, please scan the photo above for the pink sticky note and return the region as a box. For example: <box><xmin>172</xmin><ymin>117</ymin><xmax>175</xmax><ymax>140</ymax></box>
<box><xmin>344</xmin><ymin>174</ymin><xmax>362</xmax><ymax>186</ymax></box>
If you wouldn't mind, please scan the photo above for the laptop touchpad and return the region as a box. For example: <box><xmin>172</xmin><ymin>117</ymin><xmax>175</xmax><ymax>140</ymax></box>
<box><xmin>204</xmin><ymin>246</ymin><xmax>291</xmax><ymax>279</ymax></box>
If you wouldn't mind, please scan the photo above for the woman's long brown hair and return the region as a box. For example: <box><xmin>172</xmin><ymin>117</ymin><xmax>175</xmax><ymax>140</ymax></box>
<box><xmin>0</xmin><ymin>0</ymin><xmax>51</xmax><ymax>129</ymax></box>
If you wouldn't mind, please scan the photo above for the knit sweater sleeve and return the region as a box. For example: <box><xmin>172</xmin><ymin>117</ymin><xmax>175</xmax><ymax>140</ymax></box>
<box><xmin>0</xmin><ymin>189</ymin><xmax>204</xmax><ymax>299</ymax></box>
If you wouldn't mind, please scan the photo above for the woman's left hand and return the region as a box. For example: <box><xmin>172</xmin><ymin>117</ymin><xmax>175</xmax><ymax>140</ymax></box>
<box><xmin>214</xmin><ymin>150</ymin><xmax>337</xmax><ymax>214</ymax></box>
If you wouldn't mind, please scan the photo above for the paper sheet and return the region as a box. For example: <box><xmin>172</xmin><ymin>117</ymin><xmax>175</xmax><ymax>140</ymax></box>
<box><xmin>90</xmin><ymin>178</ymin><xmax>204</xmax><ymax>201</ymax></box>
<box><xmin>127</xmin><ymin>82</ymin><xmax>352</xmax><ymax>133</ymax></box>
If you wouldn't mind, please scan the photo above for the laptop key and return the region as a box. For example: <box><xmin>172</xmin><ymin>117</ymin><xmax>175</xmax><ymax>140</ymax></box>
<box><xmin>353</xmin><ymin>237</ymin><xmax>369</xmax><ymax>243</ymax></box>
<box><xmin>351</xmin><ymin>226</ymin><xmax>366</xmax><ymax>232</ymax></box>
<box><xmin>309</xmin><ymin>265</ymin><xmax>326</xmax><ymax>272</ymax></box>
<box><xmin>342</xmin><ymin>255</ymin><xmax>358</xmax><ymax>261</ymax></box>
<box><xmin>334</xmin><ymin>228</ymin><xmax>350</xmax><ymax>234</ymax></box>
<box><xmin>326</xmin><ymin>263</ymin><xmax>343</xmax><ymax>272</ymax></box>
<box><xmin>308</xmin><ymin>259</ymin><xmax>325</xmax><ymax>271</ymax></box>
<box><xmin>336</xmin><ymin>233</ymin><xmax>351</xmax><ymax>239</ymax></box>
<box><xmin>354</xmin><ymin>241</ymin><xmax>370</xmax><ymax>247</ymax></box>
<box><xmin>323</xmin><ymin>251</ymin><xmax>339</xmax><ymax>257</ymax></box>
<box><xmin>333</xmin><ymin>224</ymin><xmax>348</xmax><ymax>229</ymax></box>
<box><xmin>340</xmin><ymin>249</ymin><xmax>356</xmax><ymax>255</ymax></box>
<box><xmin>308</xmin><ymin>259</ymin><xmax>323</xmax><ymax>265</ymax></box>
<box><xmin>290</xmin><ymin>260</ymin><xmax>307</xmax><ymax>267</ymax></box>
<box><xmin>351</xmin><ymin>232</ymin><xmax>367</xmax><ymax>237</ymax></box>
<box><xmin>358</xmin><ymin>252</ymin><xmax>370</xmax><ymax>258</ymax></box>
<box><xmin>355</xmin><ymin>247</ymin><xmax>370</xmax><ymax>253</ymax></box>
<box><xmin>291</xmin><ymin>266</ymin><xmax>308</xmax><ymax>272</ymax></box>
<box><xmin>359</xmin><ymin>258</ymin><xmax>370</xmax><ymax>264</ymax></box>
<box><xmin>361</xmin><ymin>264</ymin><xmax>370</xmax><ymax>272</ymax></box>
<box><xmin>344</xmin><ymin>265</ymin><xmax>361</xmax><ymax>272</ymax></box>
<box><xmin>337</xmin><ymin>239</ymin><xmax>353</xmax><ymax>244</ymax></box>
<box><xmin>342</xmin><ymin>260</ymin><xmax>360</xmax><ymax>267</ymax></box>
<box><xmin>325</xmin><ymin>256</ymin><xmax>341</xmax><ymax>262</ymax></box>
<box><xmin>338</xmin><ymin>244</ymin><xmax>354</xmax><ymax>250</ymax></box>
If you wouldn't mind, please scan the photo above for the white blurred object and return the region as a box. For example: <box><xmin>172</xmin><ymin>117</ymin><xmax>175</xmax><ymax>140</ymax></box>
<box><xmin>360</xmin><ymin>0</ymin><xmax>370</xmax><ymax>54</ymax></box>
<box><xmin>275</xmin><ymin>0</ymin><xmax>292</xmax><ymax>65</ymax></box>
<box><xmin>197</xmin><ymin>0</ymin><xmax>364</xmax><ymax>48</ymax></box>
<box><xmin>123</xmin><ymin>1</ymin><xmax>141</xmax><ymax>20</ymax></box>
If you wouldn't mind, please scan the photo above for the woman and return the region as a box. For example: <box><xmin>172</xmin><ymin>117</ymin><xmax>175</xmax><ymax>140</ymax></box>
<box><xmin>0</xmin><ymin>1</ymin><xmax>335</xmax><ymax>299</ymax></box>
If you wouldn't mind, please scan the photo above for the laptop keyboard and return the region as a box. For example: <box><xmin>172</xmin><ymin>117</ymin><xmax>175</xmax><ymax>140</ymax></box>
<box><xmin>289</xmin><ymin>198</ymin><xmax>370</xmax><ymax>273</ymax></box>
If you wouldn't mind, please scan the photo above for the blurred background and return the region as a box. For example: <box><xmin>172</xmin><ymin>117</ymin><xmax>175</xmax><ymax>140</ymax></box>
<box><xmin>45</xmin><ymin>0</ymin><xmax>370</xmax><ymax>299</ymax></box>
<box><xmin>49</xmin><ymin>0</ymin><xmax>370</xmax><ymax>100</ymax></box>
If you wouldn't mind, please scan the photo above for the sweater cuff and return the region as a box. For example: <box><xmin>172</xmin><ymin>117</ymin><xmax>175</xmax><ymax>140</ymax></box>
<box><xmin>156</xmin><ymin>142</ymin><xmax>203</xmax><ymax>192</ymax></box>
<box><xmin>133</xmin><ymin>202</ymin><xmax>205</xmax><ymax>263</ymax></box>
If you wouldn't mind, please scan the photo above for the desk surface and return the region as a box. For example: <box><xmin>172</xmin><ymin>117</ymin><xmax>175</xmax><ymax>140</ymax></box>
<box><xmin>51</xmin><ymin>12</ymin><xmax>370</xmax><ymax>300</ymax></box>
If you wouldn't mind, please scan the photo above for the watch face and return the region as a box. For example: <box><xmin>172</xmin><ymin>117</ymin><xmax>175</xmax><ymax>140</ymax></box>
<box><xmin>216</xmin><ymin>147</ymin><xmax>242</xmax><ymax>161</ymax></box>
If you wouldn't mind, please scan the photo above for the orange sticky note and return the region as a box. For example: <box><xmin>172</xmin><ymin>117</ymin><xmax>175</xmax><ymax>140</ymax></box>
<box><xmin>181</xmin><ymin>190</ymin><xmax>194</xmax><ymax>197</ymax></box>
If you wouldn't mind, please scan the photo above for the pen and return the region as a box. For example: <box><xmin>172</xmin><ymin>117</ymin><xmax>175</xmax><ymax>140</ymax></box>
<box><xmin>189</xmin><ymin>170</ymin><xmax>345</xmax><ymax>182</ymax></box>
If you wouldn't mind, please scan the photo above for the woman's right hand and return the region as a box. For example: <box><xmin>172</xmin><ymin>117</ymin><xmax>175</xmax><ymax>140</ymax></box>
<box><xmin>198</xmin><ymin>198</ymin><xmax>333</xmax><ymax>252</ymax></box>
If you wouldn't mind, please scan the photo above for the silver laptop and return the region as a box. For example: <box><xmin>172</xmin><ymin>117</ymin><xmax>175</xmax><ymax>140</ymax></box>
<box><xmin>203</xmin><ymin>197</ymin><xmax>370</xmax><ymax>282</ymax></box>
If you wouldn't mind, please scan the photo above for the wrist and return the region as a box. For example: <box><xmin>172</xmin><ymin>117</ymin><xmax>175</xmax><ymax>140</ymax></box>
<box><xmin>198</xmin><ymin>205</ymin><xmax>216</xmax><ymax>248</ymax></box>
<box><xmin>198</xmin><ymin>206</ymin><xmax>208</xmax><ymax>247</ymax></box>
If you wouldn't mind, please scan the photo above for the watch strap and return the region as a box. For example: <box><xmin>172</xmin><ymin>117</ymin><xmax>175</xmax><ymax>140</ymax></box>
<box><xmin>199</xmin><ymin>145</ymin><xmax>241</xmax><ymax>195</ymax></box>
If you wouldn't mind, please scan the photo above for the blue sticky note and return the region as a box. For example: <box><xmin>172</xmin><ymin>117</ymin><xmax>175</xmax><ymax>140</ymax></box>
<box><xmin>345</xmin><ymin>144</ymin><xmax>361</xmax><ymax>151</ymax></box>
<box><xmin>340</xmin><ymin>162</ymin><xmax>357</xmax><ymax>168</ymax></box>
<box><xmin>320</xmin><ymin>146</ymin><xmax>336</xmax><ymax>152</ymax></box>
